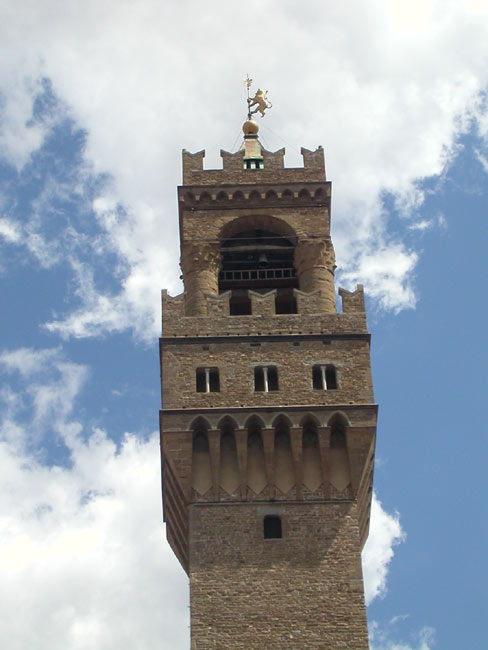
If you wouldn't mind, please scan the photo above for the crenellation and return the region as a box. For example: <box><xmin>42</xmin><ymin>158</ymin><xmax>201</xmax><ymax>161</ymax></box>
<box><xmin>182</xmin><ymin>146</ymin><xmax>325</xmax><ymax>186</ymax></box>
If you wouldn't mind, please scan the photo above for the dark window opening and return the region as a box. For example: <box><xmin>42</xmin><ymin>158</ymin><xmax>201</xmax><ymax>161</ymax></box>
<box><xmin>254</xmin><ymin>366</ymin><xmax>278</xmax><ymax>392</ymax></box>
<box><xmin>254</xmin><ymin>367</ymin><xmax>265</xmax><ymax>392</ymax></box>
<box><xmin>264</xmin><ymin>515</ymin><xmax>282</xmax><ymax>539</ymax></box>
<box><xmin>229</xmin><ymin>290</ymin><xmax>252</xmax><ymax>315</ymax></box>
<box><xmin>275</xmin><ymin>288</ymin><xmax>298</xmax><ymax>314</ymax></box>
<box><xmin>326</xmin><ymin>365</ymin><xmax>337</xmax><ymax>389</ymax></box>
<box><xmin>196</xmin><ymin>367</ymin><xmax>220</xmax><ymax>393</ymax></box>
<box><xmin>312</xmin><ymin>365</ymin><xmax>323</xmax><ymax>390</ymax></box>
<box><xmin>196</xmin><ymin>368</ymin><xmax>206</xmax><ymax>392</ymax></box>
<box><xmin>312</xmin><ymin>364</ymin><xmax>337</xmax><ymax>390</ymax></box>
<box><xmin>268</xmin><ymin>366</ymin><xmax>279</xmax><ymax>391</ymax></box>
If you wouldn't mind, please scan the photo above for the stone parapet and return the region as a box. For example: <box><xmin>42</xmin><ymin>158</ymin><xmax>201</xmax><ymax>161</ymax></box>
<box><xmin>162</xmin><ymin>286</ymin><xmax>367</xmax><ymax>336</ymax></box>
<box><xmin>182</xmin><ymin>146</ymin><xmax>326</xmax><ymax>185</ymax></box>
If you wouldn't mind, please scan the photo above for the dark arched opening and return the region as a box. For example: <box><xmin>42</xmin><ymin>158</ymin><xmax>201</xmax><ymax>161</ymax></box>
<box><xmin>219</xmin><ymin>228</ymin><xmax>298</xmax><ymax>295</ymax></box>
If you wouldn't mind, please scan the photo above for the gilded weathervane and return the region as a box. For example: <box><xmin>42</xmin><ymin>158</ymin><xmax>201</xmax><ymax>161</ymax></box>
<box><xmin>244</xmin><ymin>75</ymin><xmax>273</xmax><ymax>118</ymax></box>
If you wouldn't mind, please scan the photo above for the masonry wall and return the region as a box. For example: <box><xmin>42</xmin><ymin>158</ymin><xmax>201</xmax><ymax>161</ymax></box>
<box><xmin>190</xmin><ymin>501</ymin><xmax>369</xmax><ymax>650</ymax></box>
<box><xmin>161</xmin><ymin>337</ymin><xmax>374</xmax><ymax>410</ymax></box>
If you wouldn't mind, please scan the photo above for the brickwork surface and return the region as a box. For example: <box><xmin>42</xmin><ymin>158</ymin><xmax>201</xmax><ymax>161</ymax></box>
<box><xmin>190</xmin><ymin>501</ymin><xmax>369</xmax><ymax>649</ymax></box>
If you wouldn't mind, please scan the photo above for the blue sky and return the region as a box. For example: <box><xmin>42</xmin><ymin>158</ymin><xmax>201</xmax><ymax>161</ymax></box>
<box><xmin>1</xmin><ymin>1</ymin><xmax>487</xmax><ymax>648</ymax></box>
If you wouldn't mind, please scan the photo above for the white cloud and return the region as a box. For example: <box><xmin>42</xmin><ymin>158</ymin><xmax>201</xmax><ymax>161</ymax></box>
<box><xmin>0</xmin><ymin>347</ymin><xmax>189</xmax><ymax>650</ymax></box>
<box><xmin>362</xmin><ymin>493</ymin><xmax>405</xmax><ymax>605</ymax></box>
<box><xmin>369</xmin><ymin>620</ymin><xmax>436</xmax><ymax>650</ymax></box>
<box><xmin>339</xmin><ymin>243</ymin><xmax>418</xmax><ymax>312</ymax></box>
<box><xmin>408</xmin><ymin>219</ymin><xmax>433</xmax><ymax>232</ymax></box>
<box><xmin>0</xmin><ymin>217</ymin><xmax>20</xmax><ymax>243</ymax></box>
<box><xmin>1</xmin><ymin>1</ymin><xmax>488</xmax><ymax>338</ymax></box>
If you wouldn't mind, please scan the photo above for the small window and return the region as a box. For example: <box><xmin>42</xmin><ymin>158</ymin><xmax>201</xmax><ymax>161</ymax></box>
<box><xmin>196</xmin><ymin>367</ymin><xmax>220</xmax><ymax>393</ymax></box>
<box><xmin>254</xmin><ymin>366</ymin><xmax>279</xmax><ymax>392</ymax></box>
<box><xmin>312</xmin><ymin>364</ymin><xmax>337</xmax><ymax>390</ymax></box>
<box><xmin>264</xmin><ymin>515</ymin><xmax>282</xmax><ymax>539</ymax></box>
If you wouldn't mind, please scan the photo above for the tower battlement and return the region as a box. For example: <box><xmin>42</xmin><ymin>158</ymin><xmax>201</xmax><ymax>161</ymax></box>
<box><xmin>182</xmin><ymin>145</ymin><xmax>326</xmax><ymax>184</ymax></box>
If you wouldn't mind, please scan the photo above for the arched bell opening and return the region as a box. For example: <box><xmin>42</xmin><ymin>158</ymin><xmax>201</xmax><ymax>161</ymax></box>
<box><xmin>218</xmin><ymin>217</ymin><xmax>298</xmax><ymax>303</ymax></box>
<box><xmin>302</xmin><ymin>421</ymin><xmax>322</xmax><ymax>493</ymax></box>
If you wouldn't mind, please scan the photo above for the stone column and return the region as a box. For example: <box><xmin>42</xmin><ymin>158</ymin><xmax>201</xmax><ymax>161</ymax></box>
<box><xmin>294</xmin><ymin>238</ymin><xmax>336</xmax><ymax>312</ymax></box>
<box><xmin>180</xmin><ymin>242</ymin><xmax>221</xmax><ymax>316</ymax></box>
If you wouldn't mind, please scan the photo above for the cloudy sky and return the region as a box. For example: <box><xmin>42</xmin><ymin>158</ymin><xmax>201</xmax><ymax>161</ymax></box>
<box><xmin>1</xmin><ymin>0</ymin><xmax>487</xmax><ymax>648</ymax></box>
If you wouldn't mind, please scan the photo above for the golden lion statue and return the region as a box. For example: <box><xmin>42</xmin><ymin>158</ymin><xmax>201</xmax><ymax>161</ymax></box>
<box><xmin>247</xmin><ymin>89</ymin><xmax>272</xmax><ymax>117</ymax></box>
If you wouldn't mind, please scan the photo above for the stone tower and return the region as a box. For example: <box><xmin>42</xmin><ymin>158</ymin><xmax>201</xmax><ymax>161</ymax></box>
<box><xmin>159</xmin><ymin>117</ymin><xmax>376</xmax><ymax>649</ymax></box>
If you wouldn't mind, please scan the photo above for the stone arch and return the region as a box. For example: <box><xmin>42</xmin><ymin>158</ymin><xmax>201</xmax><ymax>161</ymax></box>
<box><xmin>184</xmin><ymin>191</ymin><xmax>195</xmax><ymax>203</ymax></box>
<box><xmin>298</xmin><ymin>188</ymin><xmax>311</xmax><ymax>200</ymax></box>
<box><xmin>189</xmin><ymin>415</ymin><xmax>211</xmax><ymax>432</ymax></box>
<box><xmin>199</xmin><ymin>191</ymin><xmax>212</xmax><ymax>202</ymax></box>
<box><xmin>326</xmin><ymin>411</ymin><xmax>351</xmax><ymax>428</ymax></box>
<box><xmin>244</xmin><ymin>413</ymin><xmax>266</xmax><ymax>430</ymax></box>
<box><xmin>314</xmin><ymin>187</ymin><xmax>325</xmax><ymax>200</ymax></box>
<box><xmin>249</xmin><ymin>189</ymin><xmax>261</xmax><ymax>202</ymax></box>
<box><xmin>282</xmin><ymin>188</ymin><xmax>293</xmax><ymax>200</ymax></box>
<box><xmin>270</xmin><ymin>413</ymin><xmax>293</xmax><ymax>429</ymax></box>
<box><xmin>233</xmin><ymin>190</ymin><xmax>245</xmax><ymax>201</ymax></box>
<box><xmin>216</xmin><ymin>414</ymin><xmax>238</xmax><ymax>431</ymax></box>
<box><xmin>216</xmin><ymin>190</ymin><xmax>228</xmax><ymax>202</ymax></box>
<box><xmin>265</xmin><ymin>189</ymin><xmax>278</xmax><ymax>200</ymax></box>
<box><xmin>218</xmin><ymin>215</ymin><xmax>296</xmax><ymax>242</ymax></box>
<box><xmin>298</xmin><ymin>412</ymin><xmax>321</xmax><ymax>428</ymax></box>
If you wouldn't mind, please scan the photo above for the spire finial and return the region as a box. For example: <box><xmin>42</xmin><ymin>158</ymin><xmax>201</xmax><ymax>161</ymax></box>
<box><xmin>244</xmin><ymin>74</ymin><xmax>253</xmax><ymax>120</ymax></box>
<box><xmin>242</xmin><ymin>75</ymin><xmax>272</xmax><ymax>137</ymax></box>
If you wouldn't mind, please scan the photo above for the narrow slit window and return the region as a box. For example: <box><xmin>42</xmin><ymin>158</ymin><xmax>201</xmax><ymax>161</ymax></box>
<box><xmin>196</xmin><ymin>367</ymin><xmax>220</xmax><ymax>393</ymax></box>
<box><xmin>254</xmin><ymin>366</ymin><xmax>265</xmax><ymax>392</ymax></box>
<box><xmin>326</xmin><ymin>364</ymin><xmax>337</xmax><ymax>389</ymax></box>
<box><xmin>264</xmin><ymin>515</ymin><xmax>282</xmax><ymax>539</ymax></box>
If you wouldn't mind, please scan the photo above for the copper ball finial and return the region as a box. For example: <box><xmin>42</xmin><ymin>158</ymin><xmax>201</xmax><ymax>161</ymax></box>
<box><xmin>242</xmin><ymin>118</ymin><xmax>259</xmax><ymax>136</ymax></box>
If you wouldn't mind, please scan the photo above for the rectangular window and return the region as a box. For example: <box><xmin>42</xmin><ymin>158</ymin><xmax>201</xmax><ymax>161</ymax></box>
<box><xmin>254</xmin><ymin>366</ymin><xmax>279</xmax><ymax>392</ymax></box>
<box><xmin>196</xmin><ymin>367</ymin><xmax>220</xmax><ymax>393</ymax></box>
<box><xmin>312</xmin><ymin>364</ymin><xmax>337</xmax><ymax>390</ymax></box>
<box><xmin>264</xmin><ymin>515</ymin><xmax>282</xmax><ymax>539</ymax></box>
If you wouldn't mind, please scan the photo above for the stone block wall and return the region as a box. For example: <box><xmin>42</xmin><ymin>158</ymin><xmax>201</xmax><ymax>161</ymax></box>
<box><xmin>161</xmin><ymin>337</ymin><xmax>374</xmax><ymax>411</ymax></box>
<box><xmin>189</xmin><ymin>501</ymin><xmax>369</xmax><ymax>650</ymax></box>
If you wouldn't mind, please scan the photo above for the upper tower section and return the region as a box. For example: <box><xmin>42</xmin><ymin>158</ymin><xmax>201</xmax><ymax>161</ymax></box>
<box><xmin>164</xmin><ymin>81</ymin><xmax>367</xmax><ymax>335</ymax></box>
<box><xmin>177</xmin><ymin>118</ymin><xmax>341</xmax><ymax>315</ymax></box>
